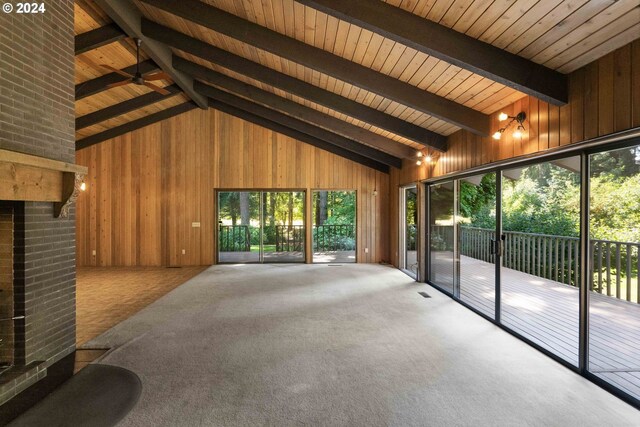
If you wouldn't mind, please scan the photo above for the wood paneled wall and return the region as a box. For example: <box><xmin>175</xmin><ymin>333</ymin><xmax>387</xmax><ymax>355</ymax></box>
<box><xmin>390</xmin><ymin>39</ymin><xmax>640</xmax><ymax>267</ymax></box>
<box><xmin>76</xmin><ymin>109</ymin><xmax>389</xmax><ymax>266</ymax></box>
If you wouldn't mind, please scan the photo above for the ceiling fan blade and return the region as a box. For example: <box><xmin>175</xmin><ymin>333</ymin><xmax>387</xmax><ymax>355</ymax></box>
<box><xmin>107</xmin><ymin>80</ymin><xmax>132</xmax><ymax>89</ymax></box>
<box><xmin>100</xmin><ymin>64</ymin><xmax>133</xmax><ymax>78</ymax></box>
<box><xmin>143</xmin><ymin>71</ymin><xmax>171</xmax><ymax>81</ymax></box>
<box><xmin>144</xmin><ymin>82</ymin><xmax>170</xmax><ymax>95</ymax></box>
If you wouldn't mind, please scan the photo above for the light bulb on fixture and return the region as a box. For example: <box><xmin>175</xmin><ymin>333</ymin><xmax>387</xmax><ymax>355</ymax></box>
<box><xmin>498</xmin><ymin>112</ymin><xmax>509</xmax><ymax>121</ymax></box>
<box><xmin>492</xmin><ymin>131</ymin><xmax>502</xmax><ymax>140</ymax></box>
<box><xmin>513</xmin><ymin>126</ymin><xmax>524</xmax><ymax>139</ymax></box>
<box><xmin>416</xmin><ymin>151</ymin><xmax>423</xmax><ymax>158</ymax></box>
<box><xmin>80</xmin><ymin>181</ymin><xmax>87</xmax><ymax>191</ymax></box>
<box><xmin>416</xmin><ymin>159</ymin><xmax>422</xmax><ymax>166</ymax></box>
<box><xmin>424</xmin><ymin>155</ymin><xmax>432</xmax><ymax>163</ymax></box>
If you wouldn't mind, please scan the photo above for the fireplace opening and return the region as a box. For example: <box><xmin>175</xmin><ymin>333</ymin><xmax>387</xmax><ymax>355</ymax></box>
<box><xmin>0</xmin><ymin>204</ymin><xmax>14</xmax><ymax>373</ymax></box>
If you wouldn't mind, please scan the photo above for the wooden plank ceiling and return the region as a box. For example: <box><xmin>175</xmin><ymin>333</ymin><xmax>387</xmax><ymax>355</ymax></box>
<box><xmin>74</xmin><ymin>0</ymin><xmax>640</xmax><ymax>168</ymax></box>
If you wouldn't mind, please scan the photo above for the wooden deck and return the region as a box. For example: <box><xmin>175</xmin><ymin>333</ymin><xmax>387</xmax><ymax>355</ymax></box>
<box><xmin>431</xmin><ymin>253</ymin><xmax>640</xmax><ymax>402</ymax></box>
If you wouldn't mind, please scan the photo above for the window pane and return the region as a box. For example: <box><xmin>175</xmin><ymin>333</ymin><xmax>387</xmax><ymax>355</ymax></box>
<box><xmin>458</xmin><ymin>173</ymin><xmax>497</xmax><ymax>318</ymax></box>
<box><xmin>500</xmin><ymin>157</ymin><xmax>581</xmax><ymax>366</ymax></box>
<box><xmin>588</xmin><ymin>144</ymin><xmax>640</xmax><ymax>400</ymax></box>
<box><xmin>404</xmin><ymin>187</ymin><xmax>418</xmax><ymax>276</ymax></box>
<box><xmin>429</xmin><ymin>181</ymin><xmax>456</xmax><ymax>293</ymax></box>
<box><xmin>313</xmin><ymin>191</ymin><xmax>356</xmax><ymax>263</ymax></box>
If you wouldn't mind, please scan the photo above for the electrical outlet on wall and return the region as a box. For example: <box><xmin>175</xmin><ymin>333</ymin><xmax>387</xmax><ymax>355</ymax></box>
<box><xmin>365</xmin><ymin>248</ymin><xmax>369</xmax><ymax>253</ymax></box>
<box><xmin>182</xmin><ymin>249</ymin><xmax>186</xmax><ymax>255</ymax></box>
<box><xmin>92</xmin><ymin>250</ymin><xmax>96</xmax><ymax>256</ymax></box>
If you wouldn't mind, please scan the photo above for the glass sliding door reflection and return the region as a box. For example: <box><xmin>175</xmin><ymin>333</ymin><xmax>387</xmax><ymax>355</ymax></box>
<box><xmin>218</xmin><ymin>191</ymin><xmax>261</xmax><ymax>263</ymax></box>
<box><xmin>402</xmin><ymin>186</ymin><xmax>418</xmax><ymax>277</ymax></box>
<box><xmin>429</xmin><ymin>181</ymin><xmax>456</xmax><ymax>294</ymax></box>
<box><xmin>588</xmin><ymin>144</ymin><xmax>640</xmax><ymax>401</ymax></box>
<box><xmin>458</xmin><ymin>173</ymin><xmax>497</xmax><ymax>318</ymax></box>
<box><xmin>500</xmin><ymin>157</ymin><xmax>581</xmax><ymax>366</ymax></box>
<box><xmin>262</xmin><ymin>192</ymin><xmax>305</xmax><ymax>262</ymax></box>
<box><xmin>312</xmin><ymin>191</ymin><xmax>356</xmax><ymax>263</ymax></box>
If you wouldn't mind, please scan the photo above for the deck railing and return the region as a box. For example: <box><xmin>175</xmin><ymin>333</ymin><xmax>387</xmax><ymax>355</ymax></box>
<box><xmin>430</xmin><ymin>226</ymin><xmax>640</xmax><ymax>304</ymax></box>
<box><xmin>313</xmin><ymin>224</ymin><xmax>355</xmax><ymax>252</ymax></box>
<box><xmin>219</xmin><ymin>225</ymin><xmax>251</xmax><ymax>252</ymax></box>
<box><xmin>275</xmin><ymin>225</ymin><xmax>305</xmax><ymax>252</ymax></box>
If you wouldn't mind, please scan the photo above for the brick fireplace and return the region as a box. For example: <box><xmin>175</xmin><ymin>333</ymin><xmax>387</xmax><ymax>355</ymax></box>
<box><xmin>0</xmin><ymin>1</ymin><xmax>80</xmax><ymax>405</ymax></box>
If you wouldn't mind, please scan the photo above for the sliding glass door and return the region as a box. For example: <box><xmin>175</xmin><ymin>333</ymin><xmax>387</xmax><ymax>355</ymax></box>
<box><xmin>429</xmin><ymin>181</ymin><xmax>456</xmax><ymax>293</ymax></box>
<box><xmin>588</xmin><ymin>144</ymin><xmax>640</xmax><ymax>401</ymax></box>
<box><xmin>426</xmin><ymin>142</ymin><xmax>640</xmax><ymax>406</ymax></box>
<box><xmin>217</xmin><ymin>190</ymin><xmax>305</xmax><ymax>263</ymax></box>
<box><xmin>458</xmin><ymin>173</ymin><xmax>497</xmax><ymax>318</ymax></box>
<box><xmin>400</xmin><ymin>186</ymin><xmax>418</xmax><ymax>277</ymax></box>
<box><xmin>500</xmin><ymin>157</ymin><xmax>581</xmax><ymax>366</ymax></box>
<box><xmin>218</xmin><ymin>191</ymin><xmax>261</xmax><ymax>263</ymax></box>
<box><xmin>312</xmin><ymin>191</ymin><xmax>356</xmax><ymax>263</ymax></box>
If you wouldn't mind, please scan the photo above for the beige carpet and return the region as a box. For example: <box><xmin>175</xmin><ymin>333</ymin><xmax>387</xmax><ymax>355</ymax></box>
<box><xmin>83</xmin><ymin>264</ymin><xmax>638</xmax><ymax>426</ymax></box>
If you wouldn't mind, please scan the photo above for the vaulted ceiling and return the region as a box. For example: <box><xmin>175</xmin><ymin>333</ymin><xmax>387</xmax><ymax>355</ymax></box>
<box><xmin>74</xmin><ymin>0</ymin><xmax>640</xmax><ymax>172</ymax></box>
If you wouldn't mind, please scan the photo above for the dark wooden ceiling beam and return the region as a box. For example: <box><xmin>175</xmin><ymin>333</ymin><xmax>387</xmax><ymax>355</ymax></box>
<box><xmin>76</xmin><ymin>102</ymin><xmax>197</xmax><ymax>150</ymax></box>
<box><xmin>75</xmin><ymin>23</ymin><xmax>127</xmax><ymax>55</ymax></box>
<box><xmin>196</xmin><ymin>82</ymin><xmax>400</xmax><ymax>169</ymax></box>
<box><xmin>140</xmin><ymin>0</ymin><xmax>490</xmax><ymax>136</ymax></box>
<box><xmin>75</xmin><ymin>59</ymin><xmax>159</xmax><ymax>100</ymax></box>
<box><xmin>142</xmin><ymin>20</ymin><xmax>446</xmax><ymax>152</ymax></box>
<box><xmin>208</xmin><ymin>99</ymin><xmax>389</xmax><ymax>174</ymax></box>
<box><xmin>76</xmin><ymin>84</ymin><xmax>182</xmax><ymax>130</ymax></box>
<box><xmin>93</xmin><ymin>0</ymin><xmax>208</xmax><ymax>109</ymax></box>
<box><xmin>182</xmin><ymin>61</ymin><xmax>415</xmax><ymax>159</ymax></box>
<box><xmin>297</xmin><ymin>0</ymin><xmax>568</xmax><ymax>106</ymax></box>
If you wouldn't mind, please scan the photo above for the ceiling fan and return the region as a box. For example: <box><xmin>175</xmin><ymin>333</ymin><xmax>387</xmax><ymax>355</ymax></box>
<box><xmin>101</xmin><ymin>38</ymin><xmax>171</xmax><ymax>95</ymax></box>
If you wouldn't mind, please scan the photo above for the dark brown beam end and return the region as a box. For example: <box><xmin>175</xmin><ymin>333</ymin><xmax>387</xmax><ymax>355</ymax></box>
<box><xmin>208</xmin><ymin>99</ymin><xmax>389</xmax><ymax>173</ymax></box>
<box><xmin>76</xmin><ymin>102</ymin><xmax>197</xmax><ymax>150</ymax></box>
<box><xmin>196</xmin><ymin>81</ymin><xmax>402</xmax><ymax>169</ymax></box>
<box><xmin>297</xmin><ymin>0</ymin><xmax>568</xmax><ymax>105</ymax></box>
<box><xmin>140</xmin><ymin>0</ymin><xmax>490</xmax><ymax>136</ymax></box>
<box><xmin>75</xmin><ymin>59</ymin><xmax>159</xmax><ymax>100</ymax></box>
<box><xmin>143</xmin><ymin>19</ymin><xmax>446</xmax><ymax>151</ymax></box>
<box><xmin>75</xmin><ymin>23</ymin><xmax>127</xmax><ymax>55</ymax></box>
<box><xmin>76</xmin><ymin>84</ymin><xmax>182</xmax><ymax>130</ymax></box>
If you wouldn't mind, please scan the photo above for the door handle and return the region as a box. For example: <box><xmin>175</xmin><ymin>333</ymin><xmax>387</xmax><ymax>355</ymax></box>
<box><xmin>490</xmin><ymin>236</ymin><xmax>505</xmax><ymax>256</ymax></box>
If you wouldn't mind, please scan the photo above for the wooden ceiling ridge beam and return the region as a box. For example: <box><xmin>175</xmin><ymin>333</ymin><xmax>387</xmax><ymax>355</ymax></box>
<box><xmin>75</xmin><ymin>23</ymin><xmax>127</xmax><ymax>55</ymax></box>
<box><xmin>75</xmin><ymin>59</ymin><xmax>159</xmax><ymax>100</ymax></box>
<box><xmin>76</xmin><ymin>84</ymin><xmax>182</xmax><ymax>130</ymax></box>
<box><xmin>195</xmin><ymin>81</ymin><xmax>401</xmax><ymax>169</ymax></box>
<box><xmin>142</xmin><ymin>19</ymin><xmax>447</xmax><ymax>152</ymax></box>
<box><xmin>297</xmin><ymin>0</ymin><xmax>568</xmax><ymax>106</ymax></box>
<box><xmin>208</xmin><ymin>98</ymin><xmax>389</xmax><ymax>174</ymax></box>
<box><xmin>139</xmin><ymin>0</ymin><xmax>489</xmax><ymax>136</ymax></box>
<box><xmin>181</xmin><ymin>59</ymin><xmax>415</xmax><ymax>159</ymax></box>
<box><xmin>92</xmin><ymin>0</ymin><xmax>208</xmax><ymax>109</ymax></box>
<box><xmin>76</xmin><ymin>102</ymin><xmax>197</xmax><ymax>150</ymax></box>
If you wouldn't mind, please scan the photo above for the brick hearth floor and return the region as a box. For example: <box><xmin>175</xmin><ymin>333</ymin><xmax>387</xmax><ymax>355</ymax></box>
<box><xmin>76</xmin><ymin>266</ymin><xmax>206</xmax><ymax>347</ymax></box>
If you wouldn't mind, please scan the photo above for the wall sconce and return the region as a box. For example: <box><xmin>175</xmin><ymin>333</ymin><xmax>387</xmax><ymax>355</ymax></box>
<box><xmin>415</xmin><ymin>150</ymin><xmax>434</xmax><ymax>166</ymax></box>
<box><xmin>80</xmin><ymin>181</ymin><xmax>87</xmax><ymax>191</ymax></box>
<box><xmin>493</xmin><ymin>111</ymin><xmax>526</xmax><ymax>140</ymax></box>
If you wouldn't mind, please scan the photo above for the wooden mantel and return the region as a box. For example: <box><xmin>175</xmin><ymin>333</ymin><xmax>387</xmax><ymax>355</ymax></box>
<box><xmin>0</xmin><ymin>149</ymin><xmax>88</xmax><ymax>218</ymax></box>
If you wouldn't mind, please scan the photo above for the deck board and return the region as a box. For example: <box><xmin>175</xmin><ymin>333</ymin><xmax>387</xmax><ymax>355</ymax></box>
<box><xmin>431</xmin><ymin>253</ymin><xmax>640</xmax><ymax>401</ymax></box>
